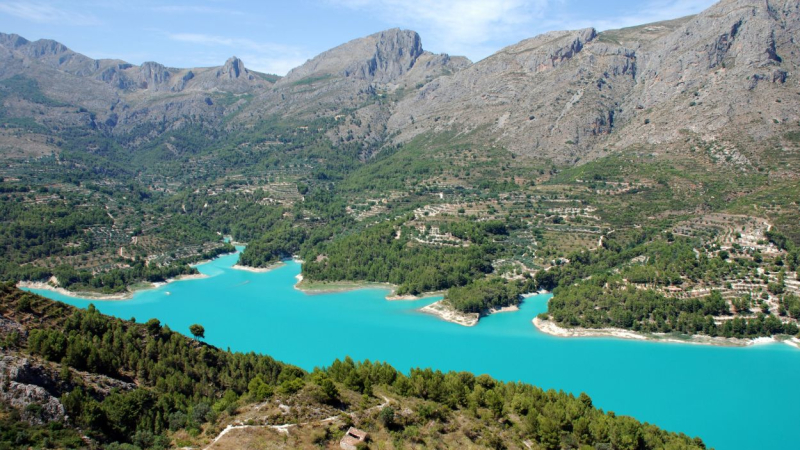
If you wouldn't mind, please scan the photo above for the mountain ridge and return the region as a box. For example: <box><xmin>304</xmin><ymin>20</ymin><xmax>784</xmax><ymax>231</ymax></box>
<box><xmin>2</xmin><ymin>0</ymin><xmax>795</xmax><ymax>168</ymax></box>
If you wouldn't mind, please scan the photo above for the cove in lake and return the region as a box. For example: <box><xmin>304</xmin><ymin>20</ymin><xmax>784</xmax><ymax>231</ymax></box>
<box><xmin>27</xmin><ymin>249</ymin><xmax>800</xmax><ymax>450</ymax></box>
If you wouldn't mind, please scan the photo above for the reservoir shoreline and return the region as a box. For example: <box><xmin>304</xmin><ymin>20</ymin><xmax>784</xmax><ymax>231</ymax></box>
<box><xmin>23</xmin><ymin>254</ymin><xmax>800</xmax><ymax>450</ymax></box>
<box><xmin>17</xmin><ymin>273</ymin><xmax>208</xmax><ymax>301</ymax></box>
<box><xmin>533</xmin><ymin>316</ymin><xmax>798</xmax><ymax>348</ymax></box>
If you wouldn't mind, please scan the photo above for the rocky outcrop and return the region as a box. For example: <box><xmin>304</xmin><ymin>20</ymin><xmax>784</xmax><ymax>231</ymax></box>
<box><xmin>387</xmin><ymin>27</ymin><xmax>626</xmax><ymax>162</ymax></box>
<box><xmin>635</xmin><ymin>0</ymin><xmax>797</xmax><ymax>107</ymax></box>
<box><xmin>1</xmin><ymin>381</ymin><xmax>65</xmax><ymax>425</ymax></box>
<box><xmin>611</xmin><ymin>0</ymin><xmax>800</xmax><ymax>151</ymax></box>
<box><xmin>280</xmin><ymin>29</ymin><xmax>426</xmax><ymax>85</ymax></box>
<box><xmin>388</xmin><ymin>0</ymin><xmax>799</xmax><ymax>163</ymax></box>
<box><xmin>0</xmin><ymin>352</ymin><xmax>137</xmax><ymax>425</ymax></box>
<box><xmin>0</xmin><ymin>317</ymin><xmax>26</xmax><ymax>339</ymax></box>
<box><xmin>251</xmin><ymin>28</ymin><xmax>469</xmax><ymax>142</ymax></box>
<box><xmin>0</xmin><ymin>33</ymin><xmax>29</xmax><ymax>49</ymax></box>
<box><xmin>0</xmin><ymin>355</ymin><xmax>66</xmax><ymax>424</ymax></box>
<box><xmin>135</xmin><ymin>61</ymin><xmax>172</xmax><ymax>90</ymax></box>
<box><xmin>0</xmin><ymin>0</ymin><xmax>798</xmax><ymax>165</ymax></box>
<box><xmin>217</xmin><ymin>56</ymin><xmax>252</xmax><ymax>80</ymax></box>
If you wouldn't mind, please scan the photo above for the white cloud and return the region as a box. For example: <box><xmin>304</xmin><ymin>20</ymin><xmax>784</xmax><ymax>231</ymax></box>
<box><xmin>328</xmin><ymin>0</ymin><xmax>549</xmax><ymax>61</ymax></box>
<box><xmin>328</xmin><ymin>0</ymin><xmax>718</xmax><ymax>61</ymax></box>
<box><xmin>167</xmin><ymin>33</ymin><xmax>310</xmax><ymax>75</ymax></box>
<box><xmin>0</xmin><ymin>1</ymin><xmax>100</xmax><ymax>25</ymax></box>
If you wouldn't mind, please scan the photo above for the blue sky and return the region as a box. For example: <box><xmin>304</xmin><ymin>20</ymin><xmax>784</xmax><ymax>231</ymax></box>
<box><xmin>0</xmin><ymin>0</ymin><xmax>718</xmax><ymax>75</ymax></box>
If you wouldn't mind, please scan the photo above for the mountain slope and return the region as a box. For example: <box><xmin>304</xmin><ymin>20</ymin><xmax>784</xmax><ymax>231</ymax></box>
<box><xmin>3</xmin><ymin>0</ymin><xmax>796</xmax><ymax>168</ymax></box>
<box><xmin>0</xmin><ymin>32</ymin><xmax>271</xmax><ymax>138</ymax></box>
<box><xmin>388</xmin><ymin>0</ymin><xmax>799</xmax><ymax>165</ymax></box>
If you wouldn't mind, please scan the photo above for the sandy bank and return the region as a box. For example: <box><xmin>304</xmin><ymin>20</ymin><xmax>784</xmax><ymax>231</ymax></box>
<box><xmin>18</xmin><ymin>273</ymin><xmax>208</xmax><ymax>301</ymax></box>
<box><xmin>420</xmin><ymin>300</ymin><xmax>525</xmax><ymax>327</ymax></box>
<box><xmin>231</xmin><ymin>262</ymin><xmax>285</xmax><ymax>273</ymax></box>
<box><xmin>385</xmin><ymin>291</ymin><xmax>444</xmax><ymax>301</ymax></box>
<box><xmin>532</xmin><ymin>317</ymin><xmax>647</xmax><ymax>340</ymax></box>
<box><xmin>489</xmin><ymin>305</ymin><xmax>520</xmax><ymax>314</ymax></box>
<box><xmin>294</xmin><ymin>278</ymin><xmax>396</xmax><ymax>296</ymax></box>
<box><xmin>166</xmin><ymin>273</ymin><xmax>208</xmax><ymax>283</ymax></box>
<box><xmin>420</xmin><ymin>301</ymin><xmax>479</xmax><ymax>327</ymax></box>
<box><xmin>17</xmin><ymin>281</ymin><xmax>133</xmax><ymax>301</ymax></box>
<box><xmin>533</xmin><ymin>317</ymin><xmax>796</xmax><ymax>348</ymax></box>
<box><xmin>783</xmin><ymin>337</ymin><xmax>800</xmax><ymax>349</ymax></box>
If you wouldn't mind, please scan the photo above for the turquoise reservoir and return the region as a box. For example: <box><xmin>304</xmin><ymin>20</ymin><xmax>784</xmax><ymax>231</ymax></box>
<box><xmin>27</xmin><ymin>250</ymin><xmax>800</xmax><ymax>450</ymax></box>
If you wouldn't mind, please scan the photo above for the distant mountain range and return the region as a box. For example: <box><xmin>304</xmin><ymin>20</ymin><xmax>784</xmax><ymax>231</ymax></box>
<box><xmin>0</xmin><ymin>0</ymin><xmax>798</xmax><ymax>166</ymax></box>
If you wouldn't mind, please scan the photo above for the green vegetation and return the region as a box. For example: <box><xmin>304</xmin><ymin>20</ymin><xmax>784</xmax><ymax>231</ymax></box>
<box><xmin>238</xmin><ymin>223</ymin><xmax>305</xmax><ymax>267</ymax></box>
<box><xmin>302</xmin><ymin>221</ymin><xmax>496</xmax><ymax>295</ymax></box>
<box><xmin>0</xmin><ymin>196</ymin><xmax>110</xmax><ymax>264</ymax></box>
<box><xmin>289</xmin><ymin>74</ymin><xmax>333</xmax><ymax>87</ymax></box>
<box><xmin>0</xmin><ymin>286</ymin><xmax>707</xmax><ymax>449</ymax></box>
<box><xmin>2</xmin><ymin>284</ymin><xmax>288</xmax><ymax>447</ymax></box>
<box><xmin>0</xmin><ymin>77</ymin><xmax>798</xmax><ymax>339</ymax></box>
<box><xmin>0</xmin><ymin>75</ymin><xmax>68</xmax><ymax>107</ymax></box>
<box><xmin>539</xmin><ymin>234</ymin><xmax>800</xmax><ymax>339</ymax></box>
<box><xmin>445</xmin><ymin>277</ymin><xmax>531</xmax><ymax>313</ymax></box>
<box><xmin>188</xmin><ymin>324</ymin><xmax>205</xmax><ymax>340</ymax></box>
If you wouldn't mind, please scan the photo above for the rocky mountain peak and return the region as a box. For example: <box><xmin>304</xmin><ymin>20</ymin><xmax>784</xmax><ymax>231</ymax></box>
<box><xmin>217</xmin><ymin>56</ymin><xmax>251</xmax><ymax>80</ymax></box>
<box><xmin>23</xmin><ymin>39</ymin><xmax>69</xmax><ymax>59</ymax></box>
<box><xmin>280</xmin><ymin>28</ymin><xmax>426</xmax><ymax>85</ymax></box>
<box><xmin>136</xmin><ymin>61</ymin><xmax>171</xmax><ymax>89</ymax></box>
<box><xmin>0</xmin><ymin>33</ymin><xmax>29</xmax><ymax>49</ymax></box>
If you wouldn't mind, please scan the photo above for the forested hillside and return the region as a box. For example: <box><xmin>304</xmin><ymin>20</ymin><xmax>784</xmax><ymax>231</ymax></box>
<box><xmin>0</xmin><ymin>286</ymin><xmax>708</xmax><ymax>449</ymax></box>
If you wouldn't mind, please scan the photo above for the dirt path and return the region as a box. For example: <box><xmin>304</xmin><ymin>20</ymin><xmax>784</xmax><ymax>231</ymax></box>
<box><xmin>203</xmin><ymin>396</ymin><xmax>391</xmax><ymax>449</ymax></box>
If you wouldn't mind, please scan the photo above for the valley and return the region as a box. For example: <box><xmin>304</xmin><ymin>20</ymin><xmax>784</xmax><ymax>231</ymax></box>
<box><xmin>1</xmin><ymin>0</ymin><xmax>800</xmax><ymax>448</ymax></box>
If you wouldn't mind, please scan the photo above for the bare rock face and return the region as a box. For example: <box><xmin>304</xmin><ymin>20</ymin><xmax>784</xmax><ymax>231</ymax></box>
<box><xmin>611</xmin><ymin>0</ymin><xmax>800</xmax><ymax>151</ymax></box>
<box><xmin>0</xmin><ymin>317</ymin><xmax>26</xmax><ymax>338</ymax></box>
<box><xmin>218</xmin><ymin>56</ymin><xmax>252</xmax><ymax>80</ymax></box>
<box><xmin>0</xmin><ymin>33</ymin><xmax>28</xmax><ymax>49</ymax></box>
<box><xmin>135</xmin><ymin>61</ymin><xmax>172</xmax><ymax>90</ymax></box>
<box><xmin>0</xmin><ymin>351</ymin><xmax>138</xmax><ymax>425</ymax></box>
<box><xmin>1</xmin><ymin>0</ymin><xmax>797</xmax><ymax>166</ymax></box>
<box><xmin>280</xmin><ymin>28</ymin><xmax>424</xmax><ymax>85</ymax></box>
<box><xmin>388</xmin><ymin>0</ymin><xmax>800</xmax><ymax>164</ymax></box>
<box><xmin>245</xmin><ymin>28</ymin><xmax>469</xmax><ymax>145</ymax></box>
<box><xmin>388</xmin><ymin>27</ymin><xmax>619</xmax><ymax>162</ymax></box>
<box><xmin>0</xmin><ymin>355</ymin><xmax>66</xmax><ymax>425</ymax></box>
<box><xmin>0</xmin><ymin>32</ymin><xmax>272</xmax><ymax>135</ymax></box>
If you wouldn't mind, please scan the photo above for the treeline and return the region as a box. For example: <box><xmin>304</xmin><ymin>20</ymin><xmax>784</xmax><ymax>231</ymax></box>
<box><xmin>50</xmin><ymin>262</ymin><xmax>198</xmax><ymax>294</ymax></box>
<box><xmin>439</xmin><ymin>219</ymin><xmax>510</xmax><ymax>245</ymax></box>
<box><xmin>48</xmin><ymin>244</ymin><xmax>233</xmax><ymax>293</ymax></box>
<box><xmin>3</xmin><ymin>245</ymin><xmax>232</xmax><ymax>295</ymax></box>
<box><xmin>301</xmin><ymin>221</ymin><xmax>497</xmax><ymax>295</ymax></box>
<box><xmin>325</xmin><ymin>358</ymin><xmax>706</xmax><ymax>450</ymax></box>
<box><xmin>780</xmin><ymin>294</ymin><xmax>800</xmax><ymax>320</ymax></box>
<box><xmin>0</xmin><ymin>287</ymin><xmax>707</xmax><ymax>450</ymax></box>
<box><xmin>538</xmin><ymin>232</ymin><xmax>800</xmax><ymax>339</ymax></box>
<box><xmin>237</xmin><ymin>188</ymin><xmax>355</xmax><ymax>267</ymax></box>
<box><xmin>0</xmin><ymin>196</ymin><xmax>110</xmax><ymax>266</ymax></box>
<box><xmin>158</xmin><ymin>192</ymin><xmax>290</xmax><ymax>243</ymax></box>
<box><xmin>766</xmin><ymin>230</ymin><xmax>800</xmax><ymax>269</ymax></box>
<box><xmin>547</xmin><ymin>279</ymin><xmax>799</xmax><ymax>338</ymax></box>
<box><xmin>1</xmin><ymin>285</ymin><xmax>293</xmax><ymax>447</ymax></box>
<box><xmin>237</xmin><ymin>224</ymin><xmax>306</xmax><ymax>267</ymax></box>
<box><xmin>445</xmin><ymin>277</ymin><xmax>534</xmax><ymax>313</ymax></box>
